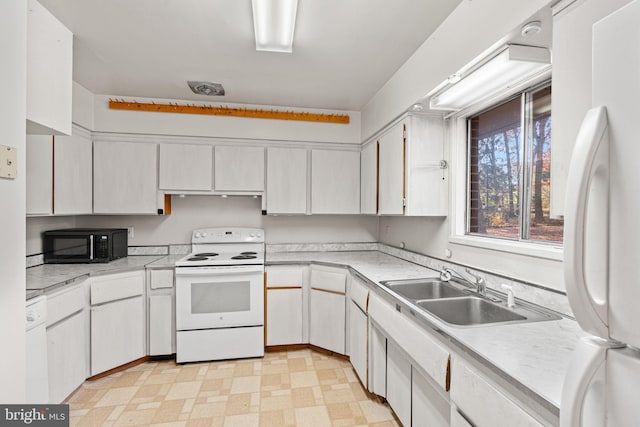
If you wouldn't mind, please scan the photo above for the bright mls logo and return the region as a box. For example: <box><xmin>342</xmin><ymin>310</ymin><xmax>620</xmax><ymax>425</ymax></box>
<box><xmin>0</xmin><ymin>405</ymin><xmax>68</xmax><ymax>426</ymax></box>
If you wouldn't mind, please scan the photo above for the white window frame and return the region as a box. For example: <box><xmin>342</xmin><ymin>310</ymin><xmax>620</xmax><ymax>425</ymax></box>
<box><xmin>448</xmin><ymin>71</ymin><xmax>563</xmax><ymax>261</ymax></box>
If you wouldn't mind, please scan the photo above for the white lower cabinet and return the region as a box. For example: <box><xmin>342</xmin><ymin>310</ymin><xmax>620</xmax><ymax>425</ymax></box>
<box><xmin>148</xmin><ymin>295</ymin><xmax>173</xmax><ymax>356</ymax></box>
<box><xmin>412</xmin><ymin>366</ymin><xmax>450</xmax><ymax>427</ymax></box>
<box><xmin>450</xmin><ymin>356</ymin><xmax>543</xmax><ymax>427</ymax></box>
<box><xmin>46</xmin><ymin>281</ymin><xmax>87</xmax><ymax>403</ymax></box>
<box><xmin>387</xmin><ymin>340</ymin><xmax>412</xmax><ymax>427</ymax></box>
<box><xmin>309</xmin><ymin>266</ymin><xmax>347</xmax><ymax>354</ymax></box>
<box><xmin>368</xmin><ymin>321</ymin><xmax>387</xmax><ymax>397</ymax></box>
<box><xmin>348</xmin><ymin>300</ymin><xmax>367</xmax><ymax>386</ymax></box>
<box><xmin>450</xmin><ymin>407</ymin><xmax>474</xmax><ymax>427</ymax></box>
<box><xmin>90</xmin><ymin>271</ymin><xmax>146</xmax><ymax>376</ymax></box>
<box><xmin>148</xmin><ymin>268</ymin><xmax>175</xmax><ymax>356</ymax></box>
<box><xmin>265</xmin><ymin>266</ymin><xmax>307</xmax><ymax>346</ymax></box>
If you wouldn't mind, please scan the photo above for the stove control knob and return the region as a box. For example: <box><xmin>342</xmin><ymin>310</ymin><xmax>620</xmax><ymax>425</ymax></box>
<box><xmin>201</xmin><ymin>232</ymin><xmax>208</xmax><ymax>237</ymax></box>
<box><xmin>195</xmin><ymin>233</ymin><xmax>201</xmax><ymax>238</ymax></box>
<box><xmin>257</xmin><ymin>233</ymin><xmax>262</xmax><ymax>238</ymax></box>
<box><xmin>250</xmin><ymin>233</ymin><xmax>255</xmax><ymax>238</ymax></box>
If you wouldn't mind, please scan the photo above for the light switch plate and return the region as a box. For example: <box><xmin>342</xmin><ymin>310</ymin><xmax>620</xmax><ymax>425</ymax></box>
<box><xmin>0</xmin><ymin>145</ymin><xmax>17</xmax><ymax>179</ymax></box>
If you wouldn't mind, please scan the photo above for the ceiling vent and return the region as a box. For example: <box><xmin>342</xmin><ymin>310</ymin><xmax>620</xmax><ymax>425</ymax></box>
<box><xmin>188</xmin><ymin>81</ymin><xmax>225</xmax><ymax>96</ymax></box>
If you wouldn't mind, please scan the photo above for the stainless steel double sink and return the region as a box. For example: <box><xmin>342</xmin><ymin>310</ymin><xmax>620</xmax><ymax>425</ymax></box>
<box><xmin>379</xmin><ymin>278</ymin><xmax>560</xmax><ymax>327</ymax></box>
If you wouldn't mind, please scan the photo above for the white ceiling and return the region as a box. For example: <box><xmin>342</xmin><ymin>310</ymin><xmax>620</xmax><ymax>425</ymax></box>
<box><xmin>38</xmin><ymin>0</ymin><xmax>462</xmax><ymax>111</ymax></box>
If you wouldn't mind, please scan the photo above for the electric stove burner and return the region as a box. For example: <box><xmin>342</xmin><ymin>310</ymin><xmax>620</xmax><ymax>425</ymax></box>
<box><xmin>240</xmin><ymin>252</ymin><xmax>257</xmax><ymax>255</ymax></box>
<box><xmin>187</xmin><ymin>256</ymin><xmax>209</xmax><ymax>261</ymax></box>
<box><xmin>231</xmin><ymin>255</ymin><xmax>257</xmax><ymax>260</ymax></box>
<box><xmin>194</xmin><ymin>252</ymin><xmax>219</xmax><ymax>257</ymax></box>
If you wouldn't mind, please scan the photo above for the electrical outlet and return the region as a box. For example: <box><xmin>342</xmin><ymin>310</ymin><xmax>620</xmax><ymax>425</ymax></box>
<box><xmin>126</xmin><ymin>226</ymin><xmax>134</xmax><ymax>239</ymax></box>
<box><xmin>0</xmin><ymin>145</ymin><xmax>17</xmax><ymax>179</ymax></box>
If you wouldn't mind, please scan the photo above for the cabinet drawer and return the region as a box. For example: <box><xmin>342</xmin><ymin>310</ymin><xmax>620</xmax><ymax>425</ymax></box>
<box><xmin>368</xmin><ymin>292</ymin><xmax>449</xmax><ymax>391</ymax></box>
<box><xmin>266</xmin><ymin>266</ymin><xmax>304</xmax><ymax>288</ymax></box>
<box><xmin>349</xmin><ymin>276</ymin><xmax>369</xmax><ymax>312</ymax></box>
<box><xmin>451</xmin><ymin>357</ymin><xmax>543</xmax><ymax>427</ymax></box>
<box><xmin>150</xmin><ymin>269</ymin><xmax>174</xmax><ymax>289</ymax></box>
<box><xmin>47</xmin><ymin>282</ymin><xmax>86</xmax><ymax>327</ymax></box>
<box><xmin>91</xmin><ymin>270</ymin><xmax>144</xmax><ymax>305</ymax></box>
<box><xmin>310</xmin><ymin>267</ymin><xmax>346</xmax><ymax>294</ymax></box>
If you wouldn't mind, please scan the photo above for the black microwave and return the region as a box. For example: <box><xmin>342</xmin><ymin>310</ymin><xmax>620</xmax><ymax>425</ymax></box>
<box><xmin>43</xmin><ymin>228</ymin><xmax>128</xmax><ymax>263</ymax></box>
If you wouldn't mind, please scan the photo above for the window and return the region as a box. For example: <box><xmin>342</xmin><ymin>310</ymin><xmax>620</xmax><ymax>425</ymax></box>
<box><xmin>467</xmin><ymin>83</ymin><xmax>563</xmax><ymax>243</ymax></box>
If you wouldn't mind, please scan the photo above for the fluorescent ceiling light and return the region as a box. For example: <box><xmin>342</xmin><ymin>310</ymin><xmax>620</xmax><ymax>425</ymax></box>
<box><xmin>252</xmin><ymin>0</ymin><xmax>298</xmax><ymax>53</ymax></box>
<box><xmin>429</xmin><ymin>45</ymin><xmax>551</xmax><ymax>111</ymax></box>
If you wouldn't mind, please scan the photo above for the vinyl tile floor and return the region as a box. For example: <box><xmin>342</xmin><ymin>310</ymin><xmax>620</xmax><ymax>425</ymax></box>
<box><xmin>66</xmin><ymin>349</ymin><xmax>400</xmax><ymax>427</ymax></box>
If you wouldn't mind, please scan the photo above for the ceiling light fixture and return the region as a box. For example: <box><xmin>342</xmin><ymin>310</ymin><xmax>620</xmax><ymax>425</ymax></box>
<box><xmin>429</xmin><ymin>44</ymin><xmax>550</xmax><ymax>111</ymax></box>
<box><xmin>252</xmin><ymin>0</ymin><xmax>298</xmax><ymax>53</ymax></box>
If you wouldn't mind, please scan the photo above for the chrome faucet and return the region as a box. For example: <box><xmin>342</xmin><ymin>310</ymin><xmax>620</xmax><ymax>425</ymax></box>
<box><xmin>440</xmin><ymin>267</ymin><xmax>487</xmax><ymax>296</ymax></box>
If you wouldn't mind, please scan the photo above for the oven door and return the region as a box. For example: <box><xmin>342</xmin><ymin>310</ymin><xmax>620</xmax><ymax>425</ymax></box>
<box><xmin>175</xmin><ymin>265</ymin><xmax>264</xmax><ymax>330</ymax></box>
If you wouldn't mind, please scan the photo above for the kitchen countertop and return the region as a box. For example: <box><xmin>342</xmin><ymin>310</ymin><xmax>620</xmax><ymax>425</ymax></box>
<box><xmin>24</xmin><ymin>249</ymin><xmax>583</xmax><ymax>421</ymax></box>
<box><xmin>26</xmin><ymin>255</ymin><xmax>165</xmax><ymax>296</ymax></box>
<box><xmin>267</xmin><ymin>250</ymin><xmax>585</xmax><ymax>420</ymax></box>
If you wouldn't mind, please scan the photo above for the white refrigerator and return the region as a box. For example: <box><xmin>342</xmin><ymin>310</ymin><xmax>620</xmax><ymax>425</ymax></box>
<box><xmin>561</xmin><ymin>1</ymin><xmax>640</xmax><ymax>426</ymax></box>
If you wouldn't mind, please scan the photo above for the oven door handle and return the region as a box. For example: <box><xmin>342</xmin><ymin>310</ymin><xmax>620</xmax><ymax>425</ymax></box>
<box><xmin>175</xmin><ymin>265</ymin><xmax>265</xmax><ymax>276</ymax></box>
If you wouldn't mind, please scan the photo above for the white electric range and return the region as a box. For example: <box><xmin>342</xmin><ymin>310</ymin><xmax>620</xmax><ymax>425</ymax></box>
<box><xmin>175</xmin><ymin>227</ymin><xmax>265</xmax><ymax>363</ymax></box>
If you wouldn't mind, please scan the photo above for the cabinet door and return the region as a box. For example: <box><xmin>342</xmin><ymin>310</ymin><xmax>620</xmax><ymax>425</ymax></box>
<box><xmin>349</xmin><ymin>300</ymin><xmax>367</xmax><ymax>387</ymax></box>
<box><xmin>26</xmin><ymin>135</ymin><xmax>53</xmax><ymax>215</ymax></box>
<box><xmin>360</xmin><ymin>141</ymin><xmax>378</xmax><ymax>214</ymax></box>
<box><xmin>91</xmin><ymin>296</ymin><xmax>145</xmax><ymax>376</ymax></box>
<box><xmin>550</xmin><ymin>0</ymin><xmax>632</xmax><ymax>216</ymax></box>
<box><xmin>93</xmin><ymin>141</ymin><xmax>158</xmax><ymax>214</ymax></box>
<box><xmin>266</xmin><ymin>288</ymin><xmax>303</xmax><ymax>346</ymax></box>
<box><xmin>159</xmin><ymin>143</ymin><xmax>212</xmax><ymax>191</ymax></box>
<box><xmin>54</xmin><ymin>132</ymin><xmax>92</xmax><ymax>215</ymax></box>
<box><xmin>368</xmin><ymin>322</ymin><xmax>386</xmax><ymax>397</ymax></box>
<box><xmin>309</xmin><ymin>289</ymin><xmax>345</xmax><ymax>354</ymax></box>
<box><xmin>149</xmin><ymin>295</ymin><xmax>173</xmax><ymax>356</ymax></box>
<box><xmin>413</xmin><ymin>366</ymin><xmax>450</xmax><ymax>427</ymax></box>
<box><xmin>266</xmin><ymin>147</ymin><xmax>308</xmax><ymax>214</ymax></box>
<box><xmin>387</xmin><ymin>339</ymin><xmax>412</xmax><ymax>427</ymax></box>
<box><xmin>405</xmin><ymin>115</ymin><xmax>448</xmax><ymax>216</ymax></box>
<box><xmin>47</xmin><ymin>311</ymin><xmax>86</xmax><ymax>403</ymax></box>
<box><xmin>378</xmin><ymin>121</ymin><xmax>405</xmax><ymax>215</ymax></box>
<box><xmin>451</xmin><ymin>357</ymin><xmax>543</xmax><ymax>427</ymax></box>
<box><xmin>214</xmin><ymin>146</ymin><xmax>265</xmax><ymax>191</ymax></box>
<box><xmin>311</xmin><ymin>149</ymin><xmax>360</xmax><ymax>214</ymax></box>
<box><xmin>26</xmin><ymin>0</ymin><xmax>72</xmax><ymax>135</ymax></box>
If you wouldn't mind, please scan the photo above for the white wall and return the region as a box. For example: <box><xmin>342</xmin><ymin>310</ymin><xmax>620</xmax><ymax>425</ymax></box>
<box><xmin>93</xmin><ymin>95</ymin><xmax>361</xmax><ymax>144</ymax></box>
<box><xmin>74</xmin><ymin>196</ymin><xmax>378</xmax><ymax>246</ymax></box>
<box><xmin>361</xmin><ymin>0</ymin><xmax>550</xmax><ymax>139</ymax></box>
<box><xmin>0</xmin><ymin>0</ymin><xmax>26</xmax><ymax>403</ymax></box>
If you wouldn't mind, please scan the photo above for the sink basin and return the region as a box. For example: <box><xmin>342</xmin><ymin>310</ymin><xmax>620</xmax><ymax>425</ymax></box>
<box><xmin>380</xmin><ymin>278</ymin><xmax>468</xmax><ymax>300</ymax></box>
<box><xmin>417</xmin><ymin>297</ymin><xmax>526</xmax><ymax>326</ymax></box>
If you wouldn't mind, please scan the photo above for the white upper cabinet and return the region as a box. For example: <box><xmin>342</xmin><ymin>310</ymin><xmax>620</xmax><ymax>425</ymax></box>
<box><xmin>54</xmin><ymin>128</ymin><xmax>93</xmax><ymax>215</ymax></box>
<box><xmin>550</xmin><ymin>0</ymin><xmax>632</xmax><ymax>216</ymax></box>
<box><xmin>214</xmin><ymin>146</ymin><xmax>265</xmax><ymax>192</ymax></box>
<box><xmin>26</xmin><ymin>135</ymin><xmax>53</xmax><ymax>215</ymax></box>
<box><xmin>377</xmin><ymin>114</ymin><xmax>447</xmax><ymax>216</ymax></box>
<box><xmin>159</xmin><ymin>143</ymin><xmax>212</xmax><ymax>191</ymax></box>
<box><xmin>378</xmin><ymin>122</ymin><xmax>405</xmax><ymax>215</ymax></box>
<box><xmin>266</xmin><ymin>147</ymin><xmax>308</xmax><ymax>214</ymax></box>
<box><xmin>360</xmin><ymin>141</ymin><xmax>377</xmax><ymax>214</ymax></box>
<box><xmin>26</xmin><ymin>0</ymin><xmax>72</xmax><ymax>136</ymax></box>
<box><xmin>311</xmin><ymin>149</ymin><xmax>360</xmax><ymax>214</ymax></box>
<box><xmin>93</xmin><ymin>141</ymin><xmax>158</xmax><ymax>214</ymax></box>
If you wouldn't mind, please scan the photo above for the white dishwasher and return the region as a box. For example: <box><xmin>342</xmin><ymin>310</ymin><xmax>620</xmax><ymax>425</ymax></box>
<box><xmin>26</xmin><ymin>296</ymin><xmax>49</xmax><ymax>403</ymax></box>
